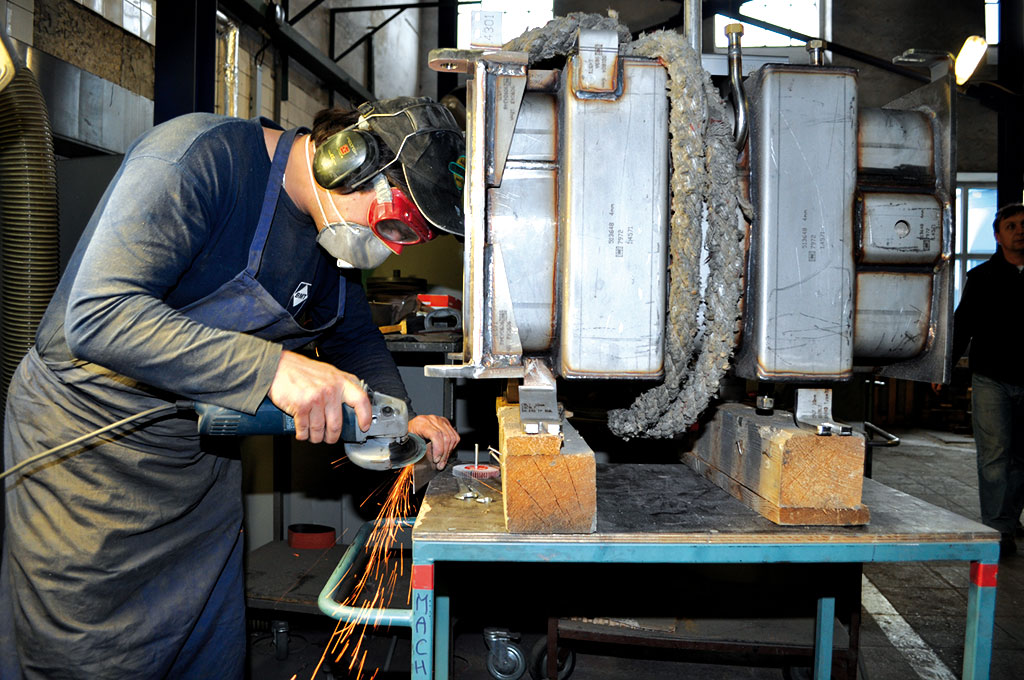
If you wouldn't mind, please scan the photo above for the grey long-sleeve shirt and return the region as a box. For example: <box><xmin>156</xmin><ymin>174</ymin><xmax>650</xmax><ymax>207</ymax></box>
<box><xmin>34</xmin><ymin>113</ymin><xmax>408</xmax><ymax>413</ymax></box>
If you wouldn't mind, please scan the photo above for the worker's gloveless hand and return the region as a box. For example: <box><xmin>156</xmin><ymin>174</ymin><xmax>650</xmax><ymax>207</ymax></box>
<box><xmin>268</xmin><ymin>350</ymin><xmax>371</xmax><ymax>444</ymax></box>
<box><xmin>408</xmin><ymin>414</ymin><xmax>459</xmax><ymax>470</ymax></box>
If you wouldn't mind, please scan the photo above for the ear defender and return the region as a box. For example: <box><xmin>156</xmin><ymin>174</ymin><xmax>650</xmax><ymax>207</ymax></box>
<box><xmin>311</xmin><ymin>128</ymin><xmax>381</xmax><ymax>190</ymax></box>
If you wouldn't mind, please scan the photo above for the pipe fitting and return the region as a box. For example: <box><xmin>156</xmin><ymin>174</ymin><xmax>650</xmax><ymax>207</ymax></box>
<box><xmin>725</xmin><ymin>23</ymin><xmax>748</xmax><ymax>150</ymax></box>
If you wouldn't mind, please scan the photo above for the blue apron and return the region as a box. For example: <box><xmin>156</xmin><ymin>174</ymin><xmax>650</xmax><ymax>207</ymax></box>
<box><xmin>1</xmin><ymin>125</ymin><xmax>343</xmax><ymax>679</ymax></box>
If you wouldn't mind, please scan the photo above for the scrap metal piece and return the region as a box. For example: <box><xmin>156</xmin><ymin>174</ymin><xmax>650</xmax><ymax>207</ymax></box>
<box><xmin>454</xmin><ymin>480</ymin><xmax>479</xmax><ymax>501</ymax></box>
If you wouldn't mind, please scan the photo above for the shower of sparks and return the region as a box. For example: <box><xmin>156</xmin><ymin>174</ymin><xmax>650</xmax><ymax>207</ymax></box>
<box><xmin>310</xmin><ymin>464</ymin><xmax>416</xmax><ymax>680</ymax></box>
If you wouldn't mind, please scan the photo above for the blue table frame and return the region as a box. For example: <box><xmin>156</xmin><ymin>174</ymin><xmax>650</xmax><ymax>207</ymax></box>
<box><xmin>407</xmin><ymin>464</ymin><xmax>999</xmax><ymax>679</ymax></box>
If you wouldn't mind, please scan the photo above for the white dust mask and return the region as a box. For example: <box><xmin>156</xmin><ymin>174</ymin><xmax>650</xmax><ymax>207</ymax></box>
<box><xmin>305</xmin><ymin>136</ymin><xmax>395</xmax><ymax>269</ymax></box>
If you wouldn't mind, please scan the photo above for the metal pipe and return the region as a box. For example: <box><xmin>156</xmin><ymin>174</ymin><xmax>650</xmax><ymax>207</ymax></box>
<box><xmin>806</xmin><ymin>39</ymin><xmax>825</xmax><ymax>66</ymax></box>
<box><xmin>217</xmin><ymin>12</ymin><xmax>240</xmax><ymax>117</ymax></box>
<box><xmin>0</xmin><ymin>28</ymin><xmax>59</xmax><ymax>411</ymax></box>
<box><xmin>725</xmin><ymin>24</ymin><xmax>747</xmax><ymax>150</ymax></box>
<box><xmin>684</xmin><ymin>0</ymin><xmax>701</xmax><ymax>52</ymax></box>
<box><xmin>865</xmin><ymin>421</ymin><xmax>900</xmax><ymax>447</ymax></box>
<box><xmin>218</xmin><ymin>0</ymin><xmax>374</xmax><ymax>103</ymax></box>
<box><xmin>318</xmin><ymin>517</ymin><xmax>416</xmax><ymax>626</ymax></box>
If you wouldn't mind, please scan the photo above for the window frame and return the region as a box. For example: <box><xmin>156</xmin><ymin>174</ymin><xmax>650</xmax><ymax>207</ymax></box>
<box><xmin>953</xmin><ymin>173</ymin><xmax>1000</xmax><ymax>307</ymax></box>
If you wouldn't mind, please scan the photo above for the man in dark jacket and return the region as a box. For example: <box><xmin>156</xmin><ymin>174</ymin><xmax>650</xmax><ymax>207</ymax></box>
<box><xmin>951</xmin><ymin>203</ymin><xmax>1024</xmax><ymax>558</ymax></box>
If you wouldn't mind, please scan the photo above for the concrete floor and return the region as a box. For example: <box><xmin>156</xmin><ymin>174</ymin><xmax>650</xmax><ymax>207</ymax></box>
<box><xmin>248</xmin><ymin>428</ymin><xmax>1024</xmax><ymax>679</ymax></box>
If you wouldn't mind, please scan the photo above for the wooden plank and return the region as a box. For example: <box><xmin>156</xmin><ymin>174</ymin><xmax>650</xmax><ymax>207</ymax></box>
<box><xmin>690</xmin><ymin>403</ymin><xmax>869</xmax><ymax>526</ymax></box>
<box><xmin>497</xmin><ymin>400</ymin><xmax>597</xmax><ymax>533</ymax></box>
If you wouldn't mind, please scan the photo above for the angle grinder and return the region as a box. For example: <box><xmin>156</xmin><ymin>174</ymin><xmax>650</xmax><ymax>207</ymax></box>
<box><xmin>194</xmin><ymin>389</ymin><xmax>426</xmax><ymax>471</ymax></box>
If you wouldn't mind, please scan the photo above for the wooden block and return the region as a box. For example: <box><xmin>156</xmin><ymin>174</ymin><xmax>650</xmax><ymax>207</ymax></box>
<box><xmin>497</xmin><ymin>400</ymin><xmax>596</xmax><ymax>534</ymax></box>
<box><xmin>689</xmin><ymin>403</ymin><xmax>869</xmax><ymax>526</ymax></box>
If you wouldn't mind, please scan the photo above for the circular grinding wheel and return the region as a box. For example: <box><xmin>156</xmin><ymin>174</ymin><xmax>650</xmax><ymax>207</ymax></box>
<box><xmin>452</xmin><ymin>463</ymin><xmax>500</xmax><ymax>480</ymax></box>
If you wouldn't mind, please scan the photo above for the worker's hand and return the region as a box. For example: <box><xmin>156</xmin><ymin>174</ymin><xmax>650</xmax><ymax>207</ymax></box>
<box><xmin>268</xmin><ymin>350</ymin><xmax>371</xmax><ymax>444</ymax></box>
<box><xmin>930</xmin><ymin>382</ymin><xmax>943</xmax><ymax>395</ymax></box>
<box><xmin>408</xmin><ymin>414</ymin><xmax>459</xmax><ymax>470</ymax></box>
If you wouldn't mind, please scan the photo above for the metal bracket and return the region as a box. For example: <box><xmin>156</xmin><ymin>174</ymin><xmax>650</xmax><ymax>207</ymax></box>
<box><xmin>519</xmin><ymin>359</ymin><xmax>560</xmax><ymax>435</ymax></box>
<box><xmin>794</xmin><ymin>388</ymin><xmax>853</xmax><ymax>436</ymax></box>
<box><xmin>573</xmin><ymin>28</ymin><xmax>624</xmax><ymax>100</ymax></box>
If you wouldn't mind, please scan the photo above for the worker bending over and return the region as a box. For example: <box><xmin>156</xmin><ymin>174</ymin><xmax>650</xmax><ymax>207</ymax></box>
<box><xmin>1</xmin><ymin>97</ymin><xmax>461</xmax><ymax>678</ymax></box>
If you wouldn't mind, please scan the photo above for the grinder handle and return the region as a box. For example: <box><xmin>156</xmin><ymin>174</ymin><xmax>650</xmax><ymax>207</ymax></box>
<box><xmin>196</xmin><ymin>398</ymin><xmax>360</xmax><ymax>439</ymax></box>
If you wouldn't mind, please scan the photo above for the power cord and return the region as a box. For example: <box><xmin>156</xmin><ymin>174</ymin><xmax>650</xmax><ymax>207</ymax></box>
<box><xmin>0</xmin><ymin>400</ymin><xmax>194</xmax><ymax>482</ymax></box>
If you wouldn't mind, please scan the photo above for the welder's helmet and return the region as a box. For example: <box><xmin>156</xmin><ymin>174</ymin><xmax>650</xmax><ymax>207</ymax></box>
<box><xmin>356</xmin><ymin>97</ymin><xmax>466</xmax><ymax>236</ymax></box>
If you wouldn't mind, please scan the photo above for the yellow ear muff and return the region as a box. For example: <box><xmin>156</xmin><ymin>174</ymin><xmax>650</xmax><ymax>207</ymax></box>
<box><xmin>311</xmin><ymin>128</ymin><xmax>381</xmax><ymax>190</ymax></box>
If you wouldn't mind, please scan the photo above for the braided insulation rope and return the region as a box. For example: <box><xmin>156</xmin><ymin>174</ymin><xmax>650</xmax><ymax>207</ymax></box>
<box><xmin>504</xmin><ymin>13</ymin><xmax>748</xmax><ymax>439</ymax></box>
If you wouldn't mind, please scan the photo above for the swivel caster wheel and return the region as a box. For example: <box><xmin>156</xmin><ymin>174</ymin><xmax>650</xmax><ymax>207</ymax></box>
<box><xmin>483</xmin><ymin>628</ymin><xmax>527</xmax><ymax>680</ymax></box>
<box><xmin>529</xmin><ymin>637</ymin><xmax>576</xmax><ymax>680</ymax></box>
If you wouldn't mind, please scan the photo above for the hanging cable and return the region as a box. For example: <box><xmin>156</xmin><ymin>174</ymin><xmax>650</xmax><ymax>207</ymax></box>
<box><xmin>0</xmin><ymin>402</ymin><xmax>193</xmax><ymax>482</ymax></box>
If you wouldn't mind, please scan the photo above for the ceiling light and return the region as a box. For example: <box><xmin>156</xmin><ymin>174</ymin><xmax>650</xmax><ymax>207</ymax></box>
<box><xmin>955</xmin><ymin>35</ymin><xmax>987</xmax><ymax>86</ymax></box>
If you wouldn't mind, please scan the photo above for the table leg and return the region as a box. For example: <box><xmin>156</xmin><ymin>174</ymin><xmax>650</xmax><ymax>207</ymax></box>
<box><xmin>963</xmin><ymin>561</ymin><xmax>997</xmax><ymax>680</ymax></box>
<box><xmin>412</xmin><ymin>563</ymin><xmax>434</xmax><ymax>679</ymax></box>
<box><xmin>435</xmin><ymin>590</ymin><xmax>451</xmax><ymax>680</ymax></box>
<box><xmin>814</xmin><ymin>596</ymin><xmax>835</xmax><ymax>680</ymax></box>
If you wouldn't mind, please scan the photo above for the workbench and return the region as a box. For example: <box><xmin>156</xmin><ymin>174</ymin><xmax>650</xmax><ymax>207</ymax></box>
<box><xmin>408</xmin><ymin>463</ymin><xmax>1000</xmax><ymax>680</ymax></box>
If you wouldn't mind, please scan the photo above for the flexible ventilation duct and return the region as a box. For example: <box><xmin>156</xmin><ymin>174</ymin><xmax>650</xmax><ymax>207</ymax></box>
<box><xmin>0</xmin><ymin>47</ymin><xmax>60</xmax><ymax>409</ymax></box>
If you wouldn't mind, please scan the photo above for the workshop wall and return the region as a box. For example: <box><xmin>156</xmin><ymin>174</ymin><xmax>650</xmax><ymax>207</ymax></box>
<box><xmin>32</xmin><ymin>0</ymin><xmax>154</xmax><ymax>99</ymax></box>
<box><xmin>2</xmin><ymin>0</ymin><xmax>35</xmax><ymax>44</ymax></box>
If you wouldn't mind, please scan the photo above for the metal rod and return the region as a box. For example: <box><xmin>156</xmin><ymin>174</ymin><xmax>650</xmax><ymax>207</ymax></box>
<box><xmin>726</xmin><ymin>24</ymin><xmax>747</xmax><ymax>149</ymax></box>
<box><xmin>865</xmin><ymin>421</ymin><xmax>900</xmax><ymax>447</ymax></box>
<box><xmin>336</xmin><ymin>8</ymin><xmax>405</xmax><ymax>62</ymax></box>
<box><xmin>218</xmin><ymin>0</ymin><xmax>374</xmax><ymax>103</ymax></box>
<box><xmin>684</xmin><ymin>0</ymin><xmax>700</xmax><ymax>52</ymax></box>
<box><xmin>288</xmin><ymin>0</ymin><xmax>327</xmax><ymax>25</ymax></box>
<box><xmin>330</xmin><ymin>1</ymin><xmax>478</xmax><ymax>13</ymax></box>
<box><xmin>318</xmin><ymin>517</ymin><xmax>417</xmax><ymax>626</ymax></box>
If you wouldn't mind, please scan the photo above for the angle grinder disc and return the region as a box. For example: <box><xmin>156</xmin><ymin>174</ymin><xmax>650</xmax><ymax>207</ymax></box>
<box><xmin>452</xmin><ymin>463</ymin><xmax>500</xmax><ymax>480</ymax></box>
<box><xmin>389</xmin><ymin>433</ymin><xmax>427</xmax><ymax>468</ymax></box>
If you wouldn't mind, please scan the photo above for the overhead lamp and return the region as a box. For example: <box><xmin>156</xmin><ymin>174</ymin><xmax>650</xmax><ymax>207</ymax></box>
<box><xmin>0</xmin><ymin>27</ymin><xmax>20</xmax><ymax>94</ymax></box>
<box><xmin>955</xmin><ymin>35</ymin><xmax>987</xmax><ymax>86</ymax></box>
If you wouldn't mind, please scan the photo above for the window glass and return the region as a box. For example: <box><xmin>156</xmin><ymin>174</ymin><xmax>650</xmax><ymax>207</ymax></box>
<box><xmin>713</xmin><ymin>0</ymin><xmax>821</xmax><ymax>48</ymax></box>
<box><xmin>966</xmin><ymin>188</ymin><xmax>998</xmax><ymax>253</ymax></box>
<box><xmin>967</xmin><ymin>257</ymin><xmax>988</xmax><ymax>272</ymax></box>
<box><xmin>954</xmin><ymin>179</ymin><xmax>997</xmax><ymax>307</ymax></box>
<box><xmin>986</xmin><ymin>1</ymin><xmax>999</xmax><ymax>45</ymax></box>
